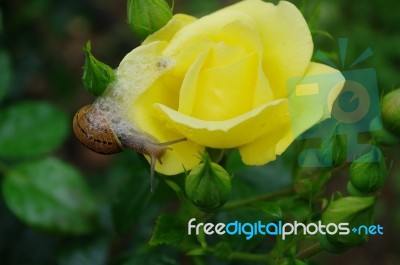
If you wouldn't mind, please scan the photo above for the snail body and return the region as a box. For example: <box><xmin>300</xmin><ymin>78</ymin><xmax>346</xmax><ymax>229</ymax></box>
<box><xmin>73</xmin><ymin>104</ymin><xmax>186</xmax><ymax>191</ymax></box>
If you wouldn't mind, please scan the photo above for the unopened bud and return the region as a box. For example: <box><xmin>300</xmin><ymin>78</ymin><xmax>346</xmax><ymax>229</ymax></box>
<box><xmin>319</xmin><ymin>196</ymin><xmax>375</xmax><ymax>251</ymax></box>
<box><xmin>348</xmin><ymin>148</ymin><xmax>387</xmax><ymax>194</ymax></box>
<box><xmin>381</xmin><ymin>88</ymin><xmax>400</xmax><ymax>135</ymax></box>
<box><xmin>185</xmin><ymin>153</ymin><xmax>232</xmax><ymax>212</ymax></box>
<box><xmin>127</xmin><ymin>0</ymin><xmax>172</xmax><ymax>41</ymax></box>
<box><xmin>82</xmin><ymin>41</ymin><xmax>115</xmax><ymax>97</ymax></box>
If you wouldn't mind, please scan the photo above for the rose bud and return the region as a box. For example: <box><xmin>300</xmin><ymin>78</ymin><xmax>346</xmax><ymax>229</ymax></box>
<box><xmin>348</xmin><ymin>148</ymin><xmax>387</xmax><ymax>195</ymax></box>
<box><xmin>381</xmin><ymin>88</ymin><xmax>400</xmax><ymax>135</ymax></box>
<box><xmin>127</xmin><ymin>0</ymin><xmax>172</xmax><ymax>41</ymax></box>
<box><xmin>319</xmin><ymin>196</ymin><xmax>375</xmax><ymax>252</ymax></box>
<box><xmin>185</xmin><ymin>153</ymin><xmax>232</xmax><ymax>212</ymax></box>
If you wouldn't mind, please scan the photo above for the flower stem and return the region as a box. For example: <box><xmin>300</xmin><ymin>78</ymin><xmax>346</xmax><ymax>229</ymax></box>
<box><xmin>190</xmin><ymin>247</ymin><xmax>275</xmax><ymax>264</ymax></box>
<box><xmin>295</xmin><ymin>242</ymin><xmax>322</xmax><ymax>260</ymax></box>
<box><xmin>229</xmin><ymin>251</ymin><xmax>274</xmax><ymax>263</ymax></box>
<box><xmin>222</xmin><ymin>187</ymin><xmax>294</xmax><ymax>210</ymax></box>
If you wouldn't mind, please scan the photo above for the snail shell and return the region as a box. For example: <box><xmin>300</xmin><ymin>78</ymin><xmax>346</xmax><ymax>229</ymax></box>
<box><xmin>72</xmin><ymin>104</ymin><xmax>186</xmax><ymax>191</ymax></box>
<box><xmin>73</xmin><ymin>105</ymin><xmax>122</xmax><ymax>154</ymax></box>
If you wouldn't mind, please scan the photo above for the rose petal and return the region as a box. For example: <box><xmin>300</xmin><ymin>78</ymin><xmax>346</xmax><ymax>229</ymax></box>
<box><xmin>239</xmin><ymin>62</ymin><xmax>344</xmax><ymax>165</ymax></box>
<box><xmin>151</xmin><ymin>140</ymin><xmax>204</xmax><ymax>175</ymax></box>
<box><xmin>163</xmin><ymin>10</ymin><xmax>262</xmax><ymax>58</ymax></box>
<box><xmin>106</xmin><ymin>41</ymin><xmax>203</xmax><ymax>175</ymax></box>
<box><xmin>155</xmin><ymin>99</ymin><xmax>289</xmax><ymax>148</ymax></box>
<box><xmin>130</xmin><ymin>74</ymin><xmax>204</xmax><ymax>175</ymax></box>
<box><xmin>143</xmin><ymin>14</ymin><xmax>197</xmax><ymax>45</ymax></box>
<box><xmin>178</xmin><ymin>47</ymin><xmax>211</xmax><ymax>116</ymax></box>
<box><xmin>239</xmin><ymin>115</ymin><xmax>291</xmax><ymax>165</ymax></box>
<box><xmin>167</xmin><ymin>18</ymin><xmax>264</xmax><ymax>79</ymax></box>
<box><xmin>227</xmin><ymin>0</ymin><xmax>313</xmax><ymax>99</ymax></box>
<box><xmin>191</xmin><ymin>52</ymin><xmax>260</xmax><ymax>120</ymax></box>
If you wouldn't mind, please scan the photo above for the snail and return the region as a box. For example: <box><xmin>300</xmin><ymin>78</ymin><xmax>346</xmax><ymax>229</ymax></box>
<box><xmin>73</xmin><ymin>104</ymin><xmax>186</xmax><ymax>192</ymax></box>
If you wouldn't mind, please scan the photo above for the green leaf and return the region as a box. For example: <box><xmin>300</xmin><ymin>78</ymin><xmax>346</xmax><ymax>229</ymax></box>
<box><xmin>121</xmin><ymin>253</ymin><xmax>181</xmax><ymax>265</ymax></box>
<box><xmin>252</xmin><ymin>202</ymin><xmax>283</xmax><ymax>221</ymax></box>
<box><xmin>82</xmin><ymin>41</ymin><xmax>115</xmax><ymax>97</ymax></box>
<box><xmin>213</xmin><ymin>242</ymin><xmax>231</xmax><ymax>260</ymax></box>
<box><xmin>277</xmin><ymin>198</ymin><xmax>311</xmax><ymax>222</ymax></box>
<box><xmin>2</xmin><ymin>157</ymin><xmax>98</xmax><ymax>234</ymax></box>
<box><xmin>226</xmin><ymin>149</ymin><xmax>293</xmax><ymax>197</ymax></box>
<box><xmin>0</xmin><ymin>50</ymin><xmax>12</xmax><ymax>103</ymax></box>
<box><xmin>149</xmin><ymin>214</ymin><xmax>186</xmax><ymax>246</ymax></box>
<box><xmin>186</xmin><ymin>248</ymin><xmax>209</xmax><ymax>256</ymax></box>
<box><xmin>311</xmin><ymin>29</ymin><xmax>335</xmax><ymax>41</ymax></box>
<box><xmin>111</xmin><ymin>165</ymin><xmax>150</xmax><ymax>234</ymax></box>
<box><xmin>58</xmin><ymin>238</ymin><xmax>109</xmax><ymax>265</ymax></box>
<box><xmin>0</xmin><ymin>101</ymin><xmax>68</xmax><ymax>159</ymax></box>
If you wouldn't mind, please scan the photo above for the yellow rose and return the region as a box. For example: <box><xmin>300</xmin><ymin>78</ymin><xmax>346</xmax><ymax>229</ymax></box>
<box><xmin>101</xmin><ymin>0</ymin><xmax>344</xmax><ymax>175</ymax></box>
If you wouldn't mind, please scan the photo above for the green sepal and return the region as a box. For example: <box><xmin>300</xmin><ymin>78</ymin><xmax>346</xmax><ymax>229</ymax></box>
<box><xmin>82</xmin><ymin>41</ymin><xmax>115</xmax><ymax>97</ymax></box>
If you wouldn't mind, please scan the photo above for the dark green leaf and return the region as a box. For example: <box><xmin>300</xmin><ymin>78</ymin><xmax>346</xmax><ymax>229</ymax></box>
<box><xmin>0</xmin><ymin>50</ymin><xmax>12</xmax><ymax>103</ymax></box>
<box><xmin>276</xmin><ymin>198</ymin><xmax>311</xmax><ymax>222</ymax></box>
<box><xmin>226</xmin><ymin>148</ymin><xmax>294</xmax><ymax>198</ymax></box>
<box><xmin>58</xmin><ymin>238</ymin><xmax>109</xmax><ymax>265</ymax></box>
<box><xmin>111</xmin><ymin>164</ymin><xmax>150</xmax><ymax>234</ymax></box>
<box><xmin>2</xmin><ymin>157</ymin><xmax>98</xmax><ymax>234</ymax></box>
<box><xmin>311</xmin><ymin>29</ymin><xmax>335</xmax><ymax>41</ymax></box>
<box><xmin>149</xmin><ymin>214</ymin><xmax>186</xmax><ymax>246</ymax></box>
<box><xmin>121</xmin><ymin>253</ymin><xmax>180</xmax><ymax>265</ymax></box>
<box><xmin>0</xmin><ymin>101</ymin><xmax>68</xmax><ymax>159</ymax></box>
<box><xmin>213</xmin><ymin>242</ymin><xmax>231</xmax><ymax>260</ymax></box>
<box><xmin>252</xmin><ymin>202</ymin><xmax>283</xmax><ymax>221</ymax></box>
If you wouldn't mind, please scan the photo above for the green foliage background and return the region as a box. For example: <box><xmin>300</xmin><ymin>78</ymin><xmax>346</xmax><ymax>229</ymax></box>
<box><xmin>0</xmin><ymin>0</ymin><xmax>400</xmax><ymax>264</ymax></box>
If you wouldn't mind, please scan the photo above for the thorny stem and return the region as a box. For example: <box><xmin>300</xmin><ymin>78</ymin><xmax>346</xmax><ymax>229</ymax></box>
<box><xmin>222</xmin><ymin>186</ymin><xmax>295</xmax><ymax>211</ymax></box>
<box><xmin>296</xmin><ymin>242</ymin><xmax>322</xmax><ymax>260</ymax></box>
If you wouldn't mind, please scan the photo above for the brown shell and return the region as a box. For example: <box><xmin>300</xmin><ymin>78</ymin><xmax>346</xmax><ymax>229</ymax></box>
<box><xmin>72</xmin><ymin>105</ymin><xmax>122</xmax><ymax>154</ymax></box>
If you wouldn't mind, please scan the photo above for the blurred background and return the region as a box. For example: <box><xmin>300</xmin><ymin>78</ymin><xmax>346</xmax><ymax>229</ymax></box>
<box><xmin>0</xmin><ymin>0</ymin><xmax>399</xmax><ymax>264</ymax></box>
